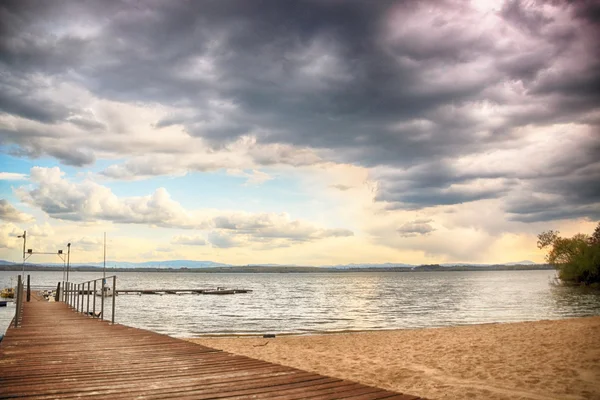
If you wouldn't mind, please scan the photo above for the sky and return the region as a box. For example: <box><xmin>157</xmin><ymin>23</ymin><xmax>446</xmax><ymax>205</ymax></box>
<box><xmin>0</xmin><ymin>0</ymin><xmax>598</xmax><ymax>266</ymax></box>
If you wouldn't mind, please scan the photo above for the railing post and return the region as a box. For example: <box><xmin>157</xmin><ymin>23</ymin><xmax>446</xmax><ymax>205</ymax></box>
<box><xmin>100</xmin><ymin>279</ymin><xmax>105</xmax><ymax>321</ymax></box>
<box><xmin>111</xmin><ymin>276</ymin><xmax>116</xmax><ymax>324</ymax></box>
<box><xmin>87</xmin><ymin>282</ymin><xmax>90</xmax><ymax>316</ymax></box>
<box><xmin>93</xmin><ymin>280</ymin><xmax>97</xmax><ymax>318</ymax></box>
<box><xmin>14</xmin><ymin>275</ymin><xmax>22</xmax><ymax>328</ymax></box>
<box><xmin>55</xmin><ymin>282</ymin><xmax>60</xmax><ymax>302</ymax></box>
<box><xmin>18</xmin><ymin>279</ymin><xmax>23</xmax><ymax>326</ymax></box>
<box><xmin>26</xmin><ymin>274</ymin><xmax>30</xmax><ymax>302</ymax></box>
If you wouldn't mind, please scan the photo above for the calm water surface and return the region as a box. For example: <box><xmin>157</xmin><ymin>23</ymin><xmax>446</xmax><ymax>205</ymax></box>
<box><xmin>1</xmin><ymin>270</ymin><xmax>600</xmax><ymax>337</ymax></box>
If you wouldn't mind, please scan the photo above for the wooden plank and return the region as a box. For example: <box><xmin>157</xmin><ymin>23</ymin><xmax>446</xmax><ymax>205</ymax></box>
<box><xmin>0</xmin><ymin>296</ymin><xmax>426</xmax><ymax>400</ymax></box>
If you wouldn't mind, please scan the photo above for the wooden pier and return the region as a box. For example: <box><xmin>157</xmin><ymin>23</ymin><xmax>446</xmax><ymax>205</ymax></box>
<box><xmin>0</xmin><ymin>294</ymin><xmax>424</xmax><ymax>399</ymax></box>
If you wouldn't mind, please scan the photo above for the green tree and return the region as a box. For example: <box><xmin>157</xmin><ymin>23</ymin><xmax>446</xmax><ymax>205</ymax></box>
<box><xmin>590</xmin><ymin>224</ymin><xmax>600</xmax><ymax>245</ymax></box>
<box><xmin>538</xmin><ymin>222</ymin><xmax>600</xmax><ymax>286</ymax></box>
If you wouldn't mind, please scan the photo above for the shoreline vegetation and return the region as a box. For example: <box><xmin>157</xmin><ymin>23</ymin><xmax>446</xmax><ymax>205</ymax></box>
<box><xmin>190</xmin><ymin>316</ymin><xmax>600</xmax><ymax>400</ymax></box>
<box><xmin>0</xmin><ymin>263</ymin><xmax>553</xmax><ymax>273</ymax></box>
<box><xmin>538</xmin><ymin>222</ymin><xmax>600</xmax><ymax>287</ymax></box>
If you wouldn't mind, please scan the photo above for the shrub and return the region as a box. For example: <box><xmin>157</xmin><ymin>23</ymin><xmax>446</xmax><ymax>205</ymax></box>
<box><xmin>538</xmin><ymin>223</ymin><xmax>600</xmax><ymax>286</ymax></box>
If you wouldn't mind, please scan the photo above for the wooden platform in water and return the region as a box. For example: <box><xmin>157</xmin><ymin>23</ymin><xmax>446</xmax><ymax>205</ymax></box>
<box><xmin>0</xmin><ymin>295</ymin><xmax>424</xmax><ymax>399</ymax></box>
<box><xmin>116</xmin><ymin>288</ymin><xmax>252</xmax><ymax>295</ymax></box>
<box><xmin>64</xmin><ymin>288</ymin><xmax>252</xmax><ymax>295</ymax></box>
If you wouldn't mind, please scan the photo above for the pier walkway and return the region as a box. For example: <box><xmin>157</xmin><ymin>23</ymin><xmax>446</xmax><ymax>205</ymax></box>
<box><xmin>0</xmin><ymin>295</ymin><xmax>423</xmax><ymax>399</ymax></box>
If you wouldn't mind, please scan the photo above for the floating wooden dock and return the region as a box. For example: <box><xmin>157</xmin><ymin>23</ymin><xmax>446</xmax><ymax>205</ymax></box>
<box><xmin>117</xmin><ymin>288</ymin><xmax>253</xmax><ymax>295</ymax></box>
<box><xmin>0</xmin><ymin>294</ymin><xmax>424</xmax><ymax>399</ymax></box>
<box><xmin>67</xmin><ymin>288</ymin><xmax>253</xmax><ymax>295</ymax></box>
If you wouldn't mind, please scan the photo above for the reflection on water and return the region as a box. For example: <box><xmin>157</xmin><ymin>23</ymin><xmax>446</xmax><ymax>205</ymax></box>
<box><xmin>1</xmin><ymin>270</ymin><xmax>599</xmax><ymax>337</ymax></box>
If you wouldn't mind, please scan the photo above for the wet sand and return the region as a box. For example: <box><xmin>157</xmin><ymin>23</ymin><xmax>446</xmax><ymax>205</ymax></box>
<box><xmin>189</xmin><ymin>317</ymin><xmax>600</xmax><ymax>400</ymax></box>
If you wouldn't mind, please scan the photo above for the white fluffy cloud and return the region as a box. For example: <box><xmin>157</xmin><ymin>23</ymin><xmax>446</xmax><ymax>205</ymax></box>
<box><xmin>0</xmin><ymin>172</ymin><xmax>28</xmax><ymax>181</ymax></box>
<box><xmin>17</xmin><ymin>167</ymin><xmax>352</xmax><ymax>249</ymax></box>
<box><xmin>0</xmin><ymin>222</ymin><xmax>22</xmax><ymax>249</ymax></box>
<box><xmin>171</xmin><ymin>235</ymin><xmax>207</xmax><ymax>246</ymax></box>
<box><xmin>0</xmin><ymin>199</ymin><xmax>33</xmax><ymax>222</ymax></box>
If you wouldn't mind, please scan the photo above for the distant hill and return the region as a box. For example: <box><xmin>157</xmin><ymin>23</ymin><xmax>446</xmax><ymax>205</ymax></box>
<box><xmin>0</xmin><ymin>259</ymin><xmax>549</xmax><ymax>272</ymax></box>
<box><xmin>440</xmin><ymin>260</ymin><xmax>537</xmax><ymax>267</ymax></box>
<box><xmin>504</xmin><ymin>260</ymin><xmax>536</xmax><ymax>265</ymax></box>
<box><xmin>72</xmin><ymin>260</ymin><xmax>231</xmax><ymax>269</ymax></box>
<box><xmin>0</xmin><ymin>259</ymin><xmax>230</xmax><ymax>269</ymax></box>
<box><xmin>324</xmin><ymin>262</ymin><xmax>414</xmax><ymax>269</ymax></box>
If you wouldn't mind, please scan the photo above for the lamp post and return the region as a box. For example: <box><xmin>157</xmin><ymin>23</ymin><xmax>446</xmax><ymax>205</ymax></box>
<box><xmin>17</xmin><ymin>231</ymin><xmax>26</xmax><ymax>277</ymax></box>
<box><xmin>66</xmin><ymin>243</ymin><xmax>71</xmax><ymax>282</ymax></box>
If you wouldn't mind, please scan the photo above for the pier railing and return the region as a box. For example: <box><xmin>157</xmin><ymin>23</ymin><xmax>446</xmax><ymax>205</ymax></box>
<box><xmin>61</xmin><ymin>276</ymin><xmax>117</xmax><ymax>324</ymax></box>
<box><xmin>13</xmin><ymin>275</ymin><xmax>24</xmax><ymax>328</ymax></box>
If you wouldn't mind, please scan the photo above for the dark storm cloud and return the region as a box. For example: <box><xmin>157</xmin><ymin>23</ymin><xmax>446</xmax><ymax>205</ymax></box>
<box><xmin>0</xmin><ymin>89</ymin><xmax>69</xmax><ymax>123</ymax></box>
<box><xmin>507</xmin><ymin>159</ymin><xmax>600</xmax><ymax>222</ymax></box>
<box><xmin>0</xmin><ymin>0</ymin><xmax>599</xmax><ymax>221</ymax></box>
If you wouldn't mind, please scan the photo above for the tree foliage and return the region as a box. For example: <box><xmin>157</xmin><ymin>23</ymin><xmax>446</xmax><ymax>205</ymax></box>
<box><xmin>538</xmin><ymin>222</ymin><xmax>600</xmax><ymax>286</ymax></box>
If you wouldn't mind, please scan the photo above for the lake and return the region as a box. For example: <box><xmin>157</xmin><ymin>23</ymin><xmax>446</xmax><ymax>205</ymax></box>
<box><xmin>2</xmin><ymin>269</ymin><xmax>600</xmax><ymax>337</ymax></box>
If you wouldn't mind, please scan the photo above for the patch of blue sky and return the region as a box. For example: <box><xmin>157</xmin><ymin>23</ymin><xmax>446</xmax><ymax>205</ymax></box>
<box><xmin>105</xmin><ymin>169</ymin><xmax>337</xmax><ymax>223</ymax></box>
<box><xmin>0</xmin><ymin>152</ymin><xmax>350</xmax><ymax>229</ymax></box>
<box><xmin>0</xmin><ymin>153</ymin><xmax>32</xmax><ymax>205</ymax></box>
<box><xmin>0</xmin><ymin>150</ymin><xmax>122</xmax><ymax>178</ymax></box>
<box><xmin>0</xmin><ymin>152</ymin><xmax>39</xmax><ymax>175</ymax></box>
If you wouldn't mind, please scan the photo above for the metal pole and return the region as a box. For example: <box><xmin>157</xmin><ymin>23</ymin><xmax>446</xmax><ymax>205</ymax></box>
<box><xmin>21</xmin><ymin>231</ymin><xmax>26</xmax><ymax>276</ymax></box>
<box><xmin>111</xmin><ymin>276</ymin><xmax>116</xmax><ymax>324</ymax></box>
<box><xmin>66</xmin><ymin>243</ymin><xmax>71</xmax><ymax>282</ymax></box>
<box><xmin>100</xmin><ymin>278</ymin><xmax>105</xmax><ymax>320</ymax></box>
<box><xmin>15</xmin><ymin>231</ymin><xmax>27</xmax><ymax>277</ymax></box>
<box><xmin>93</xmin><ymin>280</ymin><xmax>97</xmax><ymax>318</ymax></box>
<box><xmin>87</xmin><ymin>282</ymin><xmax>90</xmax><ymax>316</ymax></box>
<box><xmin>26</xmin><ymin>274</ymin><xmax>30</xmax><ymax>302</ymax></box>
<box><xmin>14</xmin><ymin>275</ymin><xmax>22</xmax><ymax>328</ymax></box>
<box><xmin>103</xmin><ymin>233</ymin><xmax>106</xmax><ymax>279</ymax></box>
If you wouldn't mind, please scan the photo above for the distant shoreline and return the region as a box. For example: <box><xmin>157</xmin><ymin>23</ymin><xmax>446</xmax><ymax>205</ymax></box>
<box><xmin>0</xmin><ymin>264</ymin><xmax>554</xmax><ymax>273</ymax></box>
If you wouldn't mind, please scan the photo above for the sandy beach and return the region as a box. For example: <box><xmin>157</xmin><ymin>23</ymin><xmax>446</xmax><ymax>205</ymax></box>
<box><xmin>189</xmin><ymin>317</ymin><xmax>600</xmax><ymax>400</ymax></box>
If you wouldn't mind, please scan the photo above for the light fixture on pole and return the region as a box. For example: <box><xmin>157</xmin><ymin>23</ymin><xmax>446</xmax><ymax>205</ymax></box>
<box><xmin>17</xmin><ymin>231</ymin><xmax>26</xmax><ymax>277</ymax></box>
<box><xmin>66</xmin><ymin>243</ymin><xmax>71</xmax><ymax>282</ymax></box>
